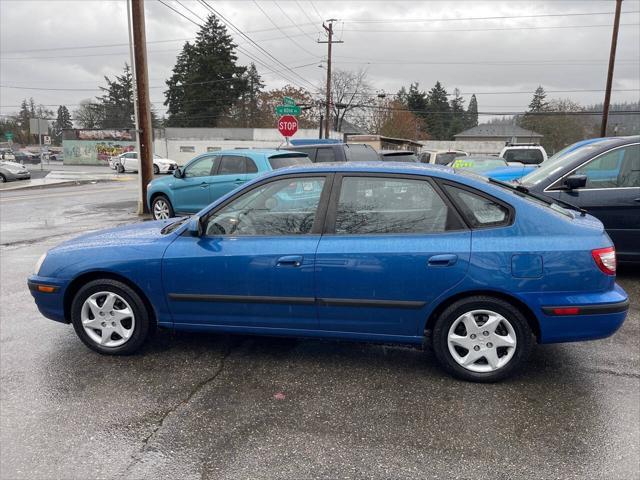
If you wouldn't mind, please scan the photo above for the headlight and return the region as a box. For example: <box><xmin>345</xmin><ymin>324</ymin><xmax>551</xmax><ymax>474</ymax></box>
<box><xmin>35</xmin><ymin>253</ymin><xmax>47</xmax><ymax>275</ymax></box>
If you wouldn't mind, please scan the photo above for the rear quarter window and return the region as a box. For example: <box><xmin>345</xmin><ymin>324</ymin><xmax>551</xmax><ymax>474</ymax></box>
<box><xmin>443</xmin><ymin>184</ymin><xmax>511</xmax><ymax>228</ymax></box>
<box><xmin>268</xmin><ymin>154</ymin><xmax>311</xmax><ymax>169</ymax></box>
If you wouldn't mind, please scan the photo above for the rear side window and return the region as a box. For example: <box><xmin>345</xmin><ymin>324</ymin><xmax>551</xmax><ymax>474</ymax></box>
<box><xmin>503</xmin><ymin>149</ymin><xmax>543</xmax><ymax>165</ymax></box>
<box><xmin>316</xmin><ymin>148</ymin><xmax>337</xmax><ymax>163</ymax></box>
<box><xmin>334</xmin><ymin>176</ymin><xmax>462</xmax><ymax>234</ymax></box>
<box><xmin>268</xmin><ymin>154</ymin><xmax>311</xmax><ymax>169</ymax></box>
<box><xmin>345</xmin><ymin>144</ymin><xmax>380</xmax><ymax>162</ymax></box>
<box><xmin>218</xmin><ymin>156</ymin><xmax>257</xmax><ymax>174</ymax></box>
<box><xmin>443</xmin><ymin>184</ymin><xmax>510</xmax><ymax>228</ymax></box>
<box><xmin>435</xmin><ymin>153</ymin><xmax>458</xmax><ymax>165</ymax></box>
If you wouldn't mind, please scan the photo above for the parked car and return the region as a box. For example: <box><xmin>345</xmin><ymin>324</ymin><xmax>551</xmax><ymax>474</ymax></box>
<box><xmin>113</xmin><ymin>152</ymin><xmax>178</xmax><ymax>174</ymax></box>
<box><xmin>519</xmin><ymin>136</ymin><xmax>639</xmax><ymax>262</ymax></box>
<box><xmin>0</xmin><ymin>161</ymin><xmax>31</xmax><ymax>182</ymax></box>
<box><xmin>419</xmin><ymin>149</ymin><xmax>469</xmax><ymax>165</ymax></box>
<box><xmin>147</xmin><ymin>149</ymin><xmax>311</xmax><ymax>220</ymax></box>
<box><xmin>12</xmin><ymin>151</ymin><xmax>40</xmax><ymax>164</ymax></box>
<box><xmin>282</xmin><ymin>143</ymin><xmax>380</xmax><ymax>163</ymax></box>
<box><xmin>0</xmin><ymin>148</ymin><xmax>15</xmax><ymax>161</ymax></box>
<box><xmin>450</xmin><ymin>156</ymin><xmax>536</xmax><ymax>182</ymax></box>
<box><xmin>500</xmin><ymin>143</ymin><xmax>548</xmax><ymax>166</ymax></box>
<box><xmin>29</xmin><ymin>162</ymin><xmax>629</xmax><ymax>382</ymax></box>
<box><xmin>379</xmin><ymin>150</ymin><xmax>419</xmax><ymax>162</ymax></box>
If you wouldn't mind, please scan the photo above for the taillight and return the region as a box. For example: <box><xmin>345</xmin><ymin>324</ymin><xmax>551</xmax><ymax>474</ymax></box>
<box><xmin>591</xmin><ymin>247</ymin><xmax>616</xmax><ymax>275</ymax></box>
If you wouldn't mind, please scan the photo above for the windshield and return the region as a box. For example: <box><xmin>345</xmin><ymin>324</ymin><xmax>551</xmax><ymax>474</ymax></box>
<box><xmin>345</xmin><ymin>144</ymin><xmax>380</xmax><ymax>162</ymax></box>
<box><xmin>452</xmin><ymin>158</ymin><xmax>507</xmax><ymax>172</ymax></box>
<box><xmin>268</xmin><ymin>154</ymin><xmax>311</xmax><ymax>169</ymax></box>
<box><xmin>520</xmin><ymin>142</ymin><xmax>609</xmax><ymax>186</ymax></box>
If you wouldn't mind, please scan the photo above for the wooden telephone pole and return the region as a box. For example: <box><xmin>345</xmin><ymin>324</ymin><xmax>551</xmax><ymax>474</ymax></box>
<box><xmin>600</xmin><ymin>0</ymin><xmax>623</xmax><ymax>137</ymax></box>
<box><xmin>318</xmin><ymin>20</ymin><xmax>343</xmax><ymax>139</ymax></box>
<box><xmin>130</xmin><ymin>0</ymin><xmax>154</xmax><ymax>214</ymax></box>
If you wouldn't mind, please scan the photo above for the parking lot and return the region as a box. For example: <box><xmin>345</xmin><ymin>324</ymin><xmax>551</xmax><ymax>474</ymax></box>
<box><xmin>0</xmin><ymin>180</ymin><xmax>638</xmax><ymax>479</ymax></box>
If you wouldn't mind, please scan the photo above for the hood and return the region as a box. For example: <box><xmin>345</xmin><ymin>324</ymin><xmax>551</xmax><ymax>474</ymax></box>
<box><xmin>52</xmin><ymin>219</ymin><xmax>175</xmax><ymax>253</ymax></box>
<box><xmin>1</xmin><ymin>161</ymin><xmax>27</xmax><ymax>170</ymax></box>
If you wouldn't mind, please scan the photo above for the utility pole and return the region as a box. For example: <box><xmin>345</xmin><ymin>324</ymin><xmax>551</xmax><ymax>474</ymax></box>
<box><xmin>601</xmin><ymin>0</ymin><xmax>623</xmax><ymax>137</ymax></box>
<box><xmin>318</xmin><ymin>19</ymin><xmax>343</xmax><ymax>139</ymax></box>
<box><xmin>130</xmin><ymin>0</ymin><xmax>154</xmax><ymax>215</ymax></box>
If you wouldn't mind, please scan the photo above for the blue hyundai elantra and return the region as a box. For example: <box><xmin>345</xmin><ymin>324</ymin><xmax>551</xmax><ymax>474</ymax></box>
<box><xmin>28</xmin><ymin>163</ymin><xmax>629</xmax><ymax>382</ymax></box>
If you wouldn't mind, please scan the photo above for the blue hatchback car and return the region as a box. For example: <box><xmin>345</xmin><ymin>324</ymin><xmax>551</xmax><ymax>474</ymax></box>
<box><xmin>29</xmin><ymin>163</ymin><xmax>629</xmax><ymax>382</ymax></box>
<box><xmin>147</xmin><ymin>149</ymin><xmax>311</xmax><ymax>220</ymax></box>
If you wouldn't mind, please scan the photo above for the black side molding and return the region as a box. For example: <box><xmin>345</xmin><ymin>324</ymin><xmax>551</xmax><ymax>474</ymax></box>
<box><xmin>168</xmin><ymin>293</ymin><xmax>425</xmax><ymax>309</ymax></box>
<box><xmin>542</xmin><ymin>299</ymin><xmax>629</xmax><ymax>316</ymax></box>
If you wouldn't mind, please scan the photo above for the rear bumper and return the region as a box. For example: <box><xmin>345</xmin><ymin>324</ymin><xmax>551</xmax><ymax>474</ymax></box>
<box><xmin>524</xmin><ymin>283</ymin><xmax>629</xmax><ymax>343</ymax></box>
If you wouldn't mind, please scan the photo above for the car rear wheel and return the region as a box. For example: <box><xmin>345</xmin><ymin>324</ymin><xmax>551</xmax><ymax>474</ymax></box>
<box><xmin>152</xmin><ymin>195</ymin><xmax>174</xmax><ymax>220</ymax></box>
<box><xmin>432</xmin><ymin>296</ymin><xmax>533</xmax><ymax>382</ymax></box>
<box><xmin>153</xmin><ymin>164</ymin><xmax>160</xmax><ymax>175</ymax></box>
<box><xmin>116</xmin><ymin>163</ymin><xmax>125</xmax><ymax>173</ymax></box>
<box><xmin>70</xmin><ymin>279</ymin><xmax>151</xmax><ymax>355</ymax></box>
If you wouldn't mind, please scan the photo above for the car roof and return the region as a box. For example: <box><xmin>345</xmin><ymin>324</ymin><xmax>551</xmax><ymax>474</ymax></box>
<box><xmin>379</xmin><ymin>150</ymin><xmax>415</xmax><ymax>155</ymax></box>
<box><xmin>268</xmin><ymin>161</ymin><xmax>453</xmax><ymax>176</ymax></box>
<box><xmin>205</xmin><ymin>148</ymin><xmax>307</xmax><ymax>157</ymax></box>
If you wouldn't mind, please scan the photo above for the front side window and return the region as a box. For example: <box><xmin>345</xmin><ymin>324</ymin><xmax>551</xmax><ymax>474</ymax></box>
<box><xmin>204</xmin><ymin>177</ymin><xmax>326</xmax><ymax>236</ymax></box>
<box><xmin>572</xmin><ymin>144</ymin><xmax>639</xmax><ymax>189</ymax></box>
<box><xmin>184</xmin><ymin>156</ymin><xmax>216</xmax><ymax>178</ymax></box>
<box><xmin>334</xmin><ymin>176</ymin><xmax>459</xmax><ymax>234</ymax></box>
<box><xmin>443</xmin><ymin>185</ymin><xmax>510</xmax><ymax>227</ymax></box>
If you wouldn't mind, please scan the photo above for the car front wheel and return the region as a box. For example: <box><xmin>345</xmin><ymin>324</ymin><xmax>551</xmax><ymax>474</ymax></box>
<box><xmin>70</xmin><ymin>279</ymin><xmax>151</xmax><ymax>355</ymax></box>
<box><xmin>432</xmin><ymin>296</ymin><xmax>533</xmax><ymax>382</ymax></box>
<box><xmin>116</xmin><ymin>163</ymin><xmax>125</xmax><ymax>173</ymax></box>
<box><xmin>151</xmin><ymin>195</ymin><xmax>174</xmax><ymax>220</ymax></box>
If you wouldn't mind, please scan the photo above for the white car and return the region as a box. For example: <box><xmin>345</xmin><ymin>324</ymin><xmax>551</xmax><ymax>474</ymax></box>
<box><xmin>499</xmin><ymin>144</ymin><xmax>547</xmax><ymax>166</ymax></box>
<box><xmin>419</xmin><ymin>149</ymin><xmax>469</xmax><ymax>165</ymax></box>
<box><xmin>112</xmin><ymin>152</ymin><xmax>178</xmax><ymax>174</ymax></box>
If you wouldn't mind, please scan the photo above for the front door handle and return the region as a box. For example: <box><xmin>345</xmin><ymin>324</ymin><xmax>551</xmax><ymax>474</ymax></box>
<box><xmin>199</xmin><ymin>182</ymin><xmax>208</xmax><ymax>189</ymax></box>
<box><xmin>634</xmin><ymin>197</ymin><xmax>640</xmax><ymax>203</ymax></box>
<box><xmin>276</xmin><ymin>255</ymin><xmax>303</xmax><ymax>267</ymax></box>
<box><xmin>428</xmin><ymin>254</ymin><xmax>458</xmax><ymax>267</ymax></box>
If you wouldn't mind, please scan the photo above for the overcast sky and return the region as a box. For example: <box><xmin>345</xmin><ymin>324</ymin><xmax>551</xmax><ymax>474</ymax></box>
<box><xmin>1</xmin><ymin>0</ymin><xmax>639</xmax><ymax>122</ymax></box>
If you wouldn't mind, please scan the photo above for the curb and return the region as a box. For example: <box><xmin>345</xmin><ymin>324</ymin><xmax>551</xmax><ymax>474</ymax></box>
<box><xmin>0</xmin><ymin>176</ymin><xmax>134</xmax><ymax>192</ymax></box>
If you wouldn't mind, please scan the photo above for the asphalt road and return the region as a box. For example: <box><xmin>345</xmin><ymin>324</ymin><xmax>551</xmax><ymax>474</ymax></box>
<box><xmin>1</xmin><ymin>182</ymin><xmax>638</xmax><ymax>480</ymax></box>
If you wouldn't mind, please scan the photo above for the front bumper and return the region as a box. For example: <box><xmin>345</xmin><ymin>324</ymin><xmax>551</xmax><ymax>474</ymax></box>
<box><xmin>28</xmin><ymin>277</ymin><xmax>68</xmax><ymax>323</ymax></box>
<box><xmin>5</xmin><ymin>171</ymin><xmax>31</xmax><ymax>181</ymax></box>
<box><xmin>157</xmin><ymin>163</ymin><xmax>177</xmax><ymax>173</ymax></box>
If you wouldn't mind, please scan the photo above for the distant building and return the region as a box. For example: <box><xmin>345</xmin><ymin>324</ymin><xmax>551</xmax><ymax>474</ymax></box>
<box><xmin>454</xmin><ymin>124</ymin><xmax>543</xmax><ymax>144</ymax></box>
<box><xmin>345</xmin><ymin>134</ymin><xmax>423</xmax><ymax>153</ymax></box>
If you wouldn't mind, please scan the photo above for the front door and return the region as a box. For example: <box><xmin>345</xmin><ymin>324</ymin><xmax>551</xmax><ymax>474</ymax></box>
<box><xmin>171</xmin><ymin>154</ymin><xmax>218</xmax><ymax>213</ymax></box>
<box><xmin>550</xmin><ymin>143</ymin><xmax>640</xmax><ymax>260</ymax></box>
<box><xmin>162</xmin><ymin>174</ymin><xmax>331</xmax><ymax>330</ymax></box>
<box><xmin>208</xmin><ymin>155</ymin><xmax>258</xmax><ymax>202</ymax></box>
<box><xmin>315</xmin><ymin>175</ymin><xmax>471</xmax><ymax>337</ymax></box>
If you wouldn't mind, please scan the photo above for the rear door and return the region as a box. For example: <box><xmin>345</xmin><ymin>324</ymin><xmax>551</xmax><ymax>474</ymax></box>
<box><xmin>171</xmin><ymin>154</ymin><xmax>218</xmax><ymax>213</ymax></box>
<box><xmin>315</xmin><ymin>174</ymin><xmax>471</xmax><ymax>337</ymax></box>
<box><xmin>209</xmin><ymin>155</ymin><xmax>254</xmax><ymax>202</ymax></box>
<box><xmin>552</xmin><ymin>143</ymin><xmax>640</xmax><ymax>260</ymax></box>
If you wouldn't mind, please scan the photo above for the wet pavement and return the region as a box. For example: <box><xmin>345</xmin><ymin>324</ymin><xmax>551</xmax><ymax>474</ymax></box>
<box><xmin>1</xmin><ymin>182</ymin><xmax>638</xmax><ymax>479</ymax></box>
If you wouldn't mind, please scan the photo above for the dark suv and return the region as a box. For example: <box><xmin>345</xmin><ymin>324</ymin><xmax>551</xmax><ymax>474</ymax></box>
<box><xmin>283</xmin><ymin>143</ymin><xmax>380</xmax><ymax>163</ymax></box>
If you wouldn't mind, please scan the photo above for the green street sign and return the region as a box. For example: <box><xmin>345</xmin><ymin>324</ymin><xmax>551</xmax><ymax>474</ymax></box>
<box><xmin>275</xmin><ymin>105</ymin><xmax>301</xmax><ymax>116</ymax></box>
<box><xmin>4</xmin><ymin>132</ymin><xmax>13</xmax><ymax>141</ymax></box>
<box><xmin>283</xmin><ymin>96</ymin><xmax>296</xmax><ymax>106</ymax></box>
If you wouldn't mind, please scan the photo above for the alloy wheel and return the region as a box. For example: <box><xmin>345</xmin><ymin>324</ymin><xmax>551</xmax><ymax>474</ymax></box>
<box><xmin>80</xmin><ymin>291</ymin><xmax>135</xmax><ymax>348</ymax></box>
<box><xmin>153</xmin><ymin>199</ymin><xmax>170</xmax><ymax>219</ymax></box>
<box><xmin>447</xmin><ymin>309</ymin><xmax>517</xmax><ymax>373</ymax></box>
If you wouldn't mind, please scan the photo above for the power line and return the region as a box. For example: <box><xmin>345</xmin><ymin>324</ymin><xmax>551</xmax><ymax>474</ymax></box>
<box><xmin>156</xmin><ymin>0</ymin><xmax>202</xmax><ymax>28</ymax></box>
<box><xmin>341</xmin><ymin>22</ymin><xmax>640</xmax><ymax>34</ymax></box>
<box><xmin>274</xmin><ymin>1</ymin><xmax>317</xmax><ymax>43</ymax></box>
<box><xmin>253</xmin><ymin>1</ymin><xmax>319</xmax><ymax>57</ymax></box>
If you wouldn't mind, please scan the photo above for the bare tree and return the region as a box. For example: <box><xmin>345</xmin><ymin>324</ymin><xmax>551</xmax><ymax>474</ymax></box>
<box><xmin>320</xmin><ymin>68</ymin><xmax>374</xmax><ymax>132</ymax></box>
<box><xmin>74</xmin><ymin>99</ymin><xmax>103</xmax><ymax>129</ymax></box>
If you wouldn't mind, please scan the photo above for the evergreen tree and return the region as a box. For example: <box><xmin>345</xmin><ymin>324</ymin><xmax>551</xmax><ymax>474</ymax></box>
<box><xmin>396</xmin><ymin>86</ymin><xmax>408</xmax><ymax>105</ymax></box>
<box><xmin>18</xmin><ymin>99</ymin><xmax>31</xmax><ymax>131</ymax></box>
<box><xmin>519</xmin><ymin>86</ymin><xmax>548</xmax><ymax>134</ymax></box>
<box><xmin>165</xmin><ymin>14</ymin><xmax>248</xmax><ymax>127</ymax></box>
<box><xmin>465</xmin><ymin>94</ymin><xmax>478</xmax><ymax>129</ymax></box>
<box><xmin>230</xmin><ymin>62</ymin><xmax>265</xmax><ymax>127</ymax></box>
<box><xmin>405</xmin><ymin>82</ymin><xmax>427</xmax><ymax>113</ymax></box>
<box><xmin>528</xmin><ymin>85</ymin><xmax>548</xmax><ymax>112</ymax></box>
<box><xmin>52</xmin><ymin>106</ymin><xmax>73</xmax><ymax>145</ymax></box>
<box><xmin>425</xmin><ymin>81</ymin><xmax>451</xmax><ymax>140</ymax></box>
<box><xmin>449</xmin><ymin>88</ymin><xmax>466</xmax><ymax>137</ymax></box>
<box><xmin>98</xmin><ymin>64</ymin><xmax>135</xmax><ymax>128</ymax></box>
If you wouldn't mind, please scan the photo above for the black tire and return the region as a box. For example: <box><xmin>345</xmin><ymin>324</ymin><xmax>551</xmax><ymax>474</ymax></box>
<box><xmin>70</xmin><ymin>279</ymin><xmax>152</xmax><ymax>355</ymax></box>
<box><xmin>432</xmin><ymin>296</ymin><xmax>534</xmax><ymax>382</ymax></box>
<box><xmin>153</xmin><ymin>164</ymin><xmax>160</xmax><ymax>175</ymax></box>
<box><xmin>116</xmin><ymin>163</ymin><xmax>125</xmax><ymax>173</ymax></box>
<box><xmin>151</xmin><ymin>194</ymin><xmax>175</xmax><ymax>220</ymax></box>
<box><xmin>0</xmin><ymin>174</ymin><xmax>6</xmax><ymax>183</ymax></box>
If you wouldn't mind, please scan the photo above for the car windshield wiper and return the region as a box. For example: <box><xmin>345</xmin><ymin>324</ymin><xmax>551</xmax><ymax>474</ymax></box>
<box><xmin>161</xmin><ymin>216</ymin><xmax>188</xmax><ymax>234</ymax></box>
<box><xmin>488</xmin><ymin>178</ymin><xmax>587</xmax><ymax>216</ymax></box>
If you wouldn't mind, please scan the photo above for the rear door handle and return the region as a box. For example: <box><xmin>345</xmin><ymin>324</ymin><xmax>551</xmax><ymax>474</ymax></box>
<box><xmin>634</xmin><ymin>197</ymin><xmax>640</xmax><ymax>203</ymax></box>
<box><xmin>276</xmin><ymin>255</ymin><xmax>303</xmax><ymax>267</ymax></box>
<box><xmin>200</xmin><ymin>182</ymin><xmax>208</xmax><ymax>189</ymax></box>
<box><xmin>428</xmin><ymin>254</ymin><xmax>458</xmax><ymax>267</ymax></box>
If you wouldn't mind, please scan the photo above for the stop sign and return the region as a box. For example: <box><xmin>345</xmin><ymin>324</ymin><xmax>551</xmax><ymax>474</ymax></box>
<box><xmin>278</xmin><ymin>115</ymin><xmax>298</xmax><ymax>137</ymax></box>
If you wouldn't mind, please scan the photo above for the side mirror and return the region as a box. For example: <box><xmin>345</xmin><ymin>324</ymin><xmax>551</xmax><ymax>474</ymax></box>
<box><xmin>173</xmin><ymin>168</ymin><xmax>183</xmax><ymax>178</ymax></box>
<box><xmin>563</xmin><ymin>174</ymin><xmax>587</xmax><ymax>190</ymax></box>
<box><xmin>187</xmin><ymin>216</ymin><xmax>203</xmax><ymax>237</ymax></box>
